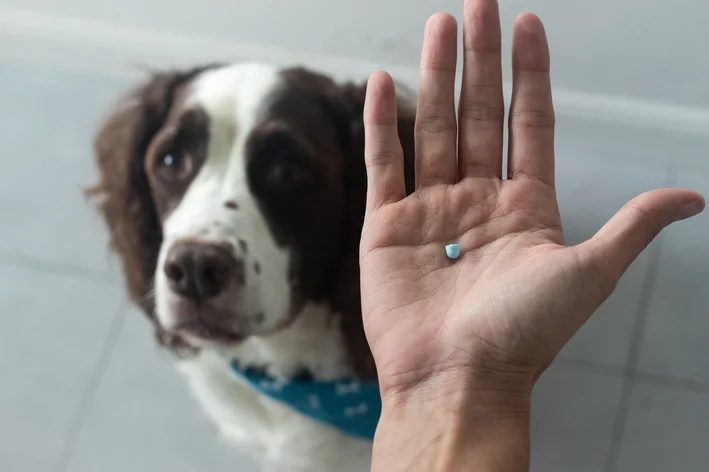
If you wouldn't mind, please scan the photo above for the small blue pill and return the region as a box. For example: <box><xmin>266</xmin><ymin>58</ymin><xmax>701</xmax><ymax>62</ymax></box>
<box><xmin>445</xmin><ymin>244</ymin><xmax>461</xmax><ymax>260</ymax></box>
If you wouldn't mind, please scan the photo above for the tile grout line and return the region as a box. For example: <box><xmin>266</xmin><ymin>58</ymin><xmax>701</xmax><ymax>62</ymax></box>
<box><xmin>0</xmin><ymin>253</ymin><xmax>120</xmax><ymax>286</ymax></box>
<box><xmin>556</xmin><ymin>355</ymin><xmax>709</xmax><ymax>395</ymax></box>
<box><xmin>555</xmin><ymin>356</ymin><xmax>626</xmax><ymax>378</ymax></box>
<box><xmin>633</xmin><ymin>371</ymin><xmax>709</xmax><ymax>396</ymax></box>
<box><xmin>603</xmin><ymin>165</ymin><xmax>676</xmax><ymax>472</ymax></box>
<box><xmin>54</xmin><ymin>300</ymin><xmax>128</xmax><ymax>472</ymax></box>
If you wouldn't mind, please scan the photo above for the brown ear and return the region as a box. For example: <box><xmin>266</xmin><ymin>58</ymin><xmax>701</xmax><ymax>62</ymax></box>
<box><xmin>88</xmin><ymin>66</ymin><xmax>214</xmax><ymax>354</ymax></box>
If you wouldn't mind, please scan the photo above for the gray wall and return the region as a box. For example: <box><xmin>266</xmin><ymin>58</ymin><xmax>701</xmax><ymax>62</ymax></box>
<box><xmin>3</xmin><ymin>0</ymin><xmax>708</xmax><ymax>108</ymax></box>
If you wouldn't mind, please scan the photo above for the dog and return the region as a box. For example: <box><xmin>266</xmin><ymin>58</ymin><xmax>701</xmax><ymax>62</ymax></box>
<box><xmin>90</xmin><ymin>62</ymin><xmax>416</xmax><ymax>471</ymax></box>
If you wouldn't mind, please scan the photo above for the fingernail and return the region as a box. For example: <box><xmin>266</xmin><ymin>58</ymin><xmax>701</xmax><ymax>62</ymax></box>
<box><xmin>677</xmin><ymin>200</ymin><xmax>705</xmax><ymax>221</ymax></box>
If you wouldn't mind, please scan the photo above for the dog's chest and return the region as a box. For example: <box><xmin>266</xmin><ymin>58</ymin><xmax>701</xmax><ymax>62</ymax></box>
<box><xmin>177</xmin><ymin>304</ymin><xmax>372</xmax><ymax>471</ymax></box>
<box><xmin>224</xmin><ymin>303</ymin><xmax>354</xmax><ymax>380</ymax></box>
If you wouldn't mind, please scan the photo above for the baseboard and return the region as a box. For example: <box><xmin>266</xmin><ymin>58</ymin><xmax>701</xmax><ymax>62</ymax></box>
<box><xmin>0</xmin><ymin>6</ymin><xmax>706</xmax><ymax>168</ymax></box>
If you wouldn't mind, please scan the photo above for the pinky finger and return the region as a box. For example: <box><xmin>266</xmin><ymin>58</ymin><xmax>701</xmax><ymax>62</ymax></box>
<box><xmin>364</xmin><ymin>71</ymin><xmax>406</xmax><ymax>211</ymax></box>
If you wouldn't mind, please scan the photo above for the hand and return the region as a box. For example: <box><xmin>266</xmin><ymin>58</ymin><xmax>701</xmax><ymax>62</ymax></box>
<box><xmin>360</xmin><ymin>0</ymin><xmax>705</xmax><ymax>407</ymax></box>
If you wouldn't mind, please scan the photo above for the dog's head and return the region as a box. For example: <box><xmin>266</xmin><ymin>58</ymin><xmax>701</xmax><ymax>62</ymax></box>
<box><xmin>91</xmin><ymin>63</ymin><xmax>414</xmax><ymax>370</ymax></box>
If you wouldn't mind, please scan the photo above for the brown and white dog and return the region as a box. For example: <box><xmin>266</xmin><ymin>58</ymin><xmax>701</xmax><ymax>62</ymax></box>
<box><xmin>90</xmin><ymin>63</ymin><xmax>415</xmax><ymax>471</ymax></box>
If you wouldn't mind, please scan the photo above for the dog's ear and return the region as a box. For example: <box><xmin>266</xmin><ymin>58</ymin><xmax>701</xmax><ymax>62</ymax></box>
<box><xmin>88</xmin><ymin>66</ymin><xmax>213</xmax><ymax>354</ymax></box>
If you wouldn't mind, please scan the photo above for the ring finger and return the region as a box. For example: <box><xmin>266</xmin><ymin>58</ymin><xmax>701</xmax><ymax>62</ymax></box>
<box><xmin>415</xmin><ymin>12</ymin><xmax>459</xmax><ymax>188</ymax></box>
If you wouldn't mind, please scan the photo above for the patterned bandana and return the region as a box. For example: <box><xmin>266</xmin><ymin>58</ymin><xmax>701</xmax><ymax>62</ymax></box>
<box><xmin>230</xmin><ymin>361</ymin><xmax>382</xmax><ymax>441</ymax></box>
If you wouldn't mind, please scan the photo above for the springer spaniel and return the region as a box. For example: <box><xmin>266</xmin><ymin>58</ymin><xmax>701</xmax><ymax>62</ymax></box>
<box><xmin>90</xmin><ymin>63</ymin><xmax>415</xmax><ymax>472</ymax></box>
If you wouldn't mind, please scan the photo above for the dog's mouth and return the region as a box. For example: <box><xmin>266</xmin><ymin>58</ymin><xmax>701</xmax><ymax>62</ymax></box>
<box><xmin>161</xmin><ymin>291</ymin><xmax>293</xmax><ymax>346</ymax></box>
<box><xmin>176</xmin><ymin>320</ymin><xmax>246</xmax><ymax>345</ymax></box>
<box><xmin>163</xmin><ymin>297</ymin><xmax>252</xmax><ymax>345</ymax></box>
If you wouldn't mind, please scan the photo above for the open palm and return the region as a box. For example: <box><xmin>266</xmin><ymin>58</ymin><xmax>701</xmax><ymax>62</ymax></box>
<box><xmin>359</xmin><ymin>0</ymin><xmax>704</xmax><ymax>401</ymax></box>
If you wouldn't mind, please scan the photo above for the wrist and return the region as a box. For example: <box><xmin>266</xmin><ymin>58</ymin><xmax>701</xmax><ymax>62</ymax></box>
<box><xmin>373</xmin><ymin>369</ymin><xmax>532</xmax><ymax>472</ymax></box>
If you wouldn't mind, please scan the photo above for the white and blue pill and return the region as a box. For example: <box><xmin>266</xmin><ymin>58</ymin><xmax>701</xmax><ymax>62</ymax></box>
<box><xmin>445</xmin><ymin>244</ymin><xmax>461</xmax><ymax>260</ymax></box>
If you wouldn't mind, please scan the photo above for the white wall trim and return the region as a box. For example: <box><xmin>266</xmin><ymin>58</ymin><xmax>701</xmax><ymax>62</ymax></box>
<box><xmin>0</xmin><ymin>6</ymin><xmax>706</xmax><ymax>167</ymax></box>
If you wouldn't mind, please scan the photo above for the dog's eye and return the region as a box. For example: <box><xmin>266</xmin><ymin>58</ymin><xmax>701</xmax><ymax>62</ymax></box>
<box><xmin>156</xmin><ymin>150</ymin><xmax>193</xmax><ymax>182</ymax></box>
<box><xmin>265</xmin><ymin>159</ymin><xmax>313</xmax><ymax>190</ymax></box>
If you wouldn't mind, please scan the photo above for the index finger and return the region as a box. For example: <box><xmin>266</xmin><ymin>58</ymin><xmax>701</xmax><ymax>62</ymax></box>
<box><xmin>364</xmin><ymin>71</ymin><xmax>406</xmax><ymax>211</ymax></box>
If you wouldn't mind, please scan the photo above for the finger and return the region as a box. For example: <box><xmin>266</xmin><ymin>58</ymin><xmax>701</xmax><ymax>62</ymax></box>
<box><xmin>415</xmin><ymin>12</ymin><xmax>459</xmax><ymax>188</ymax></box>
<box><xmin>458</xmin><ymin>0</ymin><xmax>505</xmax><ymax>179</ymax></box>
<box><xmin>508</xmin><ymin>13</ymin><xmax>555</xmax><ymax>187</ymax></box>
<box><xmin>577</xmin><ymin>189</ymin><xmax>705</xmax><ymax>284</ymax></box>
<box><xmin>363</xmin><ymin>71</ymin><xmax>406</xmax><ymax>211</ymax></box>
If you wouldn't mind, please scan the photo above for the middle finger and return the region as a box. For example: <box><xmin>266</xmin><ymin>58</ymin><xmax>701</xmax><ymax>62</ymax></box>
<box><xmin>457</xmin><ymin>0</ymin><xmax>505</xmax><ymax>179</ymax></box>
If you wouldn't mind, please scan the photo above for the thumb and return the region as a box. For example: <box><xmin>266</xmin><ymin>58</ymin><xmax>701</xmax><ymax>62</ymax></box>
<box><xmin>577</xmin><ymin>188</ymin><xmax>704</xmax><ymax>284</ymax></box>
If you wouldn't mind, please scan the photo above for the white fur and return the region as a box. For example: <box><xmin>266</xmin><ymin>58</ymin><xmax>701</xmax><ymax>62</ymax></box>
<box><xmin>179</xmin><ymin>304</ymin><xmax>372</xmax><ymax>472</ymax></box>
<box><xmin>151</xmin><ymin>63</ymin><xmax>373</xmax><ymax>471</ymax></box>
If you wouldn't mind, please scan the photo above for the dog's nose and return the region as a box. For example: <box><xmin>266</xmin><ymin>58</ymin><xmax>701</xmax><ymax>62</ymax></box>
<box><xmin>164</xmin><ymin>243</ymin><xmax>241</xmax><ymax>300</ymax></box>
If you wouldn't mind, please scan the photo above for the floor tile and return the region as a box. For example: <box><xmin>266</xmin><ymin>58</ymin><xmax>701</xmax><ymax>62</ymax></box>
<box><xmin>554</xmin><ymin>153</ymin><xmax>667</xmax><ymax>367</ymax></box>
<box><xmin>0</xmin><ymin>265</ymin><xmax>124</xmax><ymax>472</ymax></box>
<box><xmin>0</xmin><ymin>64</ymin><xmax>128</xmax><ymax>275</ymax></box>
<box><xmin>636</xmin><ymin>167</ymin><xmax>709</xmax><ymax>382</ymax></box>
<box><xmin>531</xmin><ymin>362</ymin><xmax>624</xmax><ymax>472</ymax></box>
<box><xmin>64</xmin><ymin>307</ymin><xmax>258</xmax><ymax>472</ymax></box>
<box><xmin>614</xmin><ymin>380</ymin><xmax>709</xmax><ymax>471</ymax></box>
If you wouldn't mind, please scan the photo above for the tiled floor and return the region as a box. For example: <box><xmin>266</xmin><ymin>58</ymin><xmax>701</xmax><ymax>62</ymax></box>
<box><xmin>0</xmin><ymin>62</ymin><xmax>707</xmax><ymax>472</ymax></box>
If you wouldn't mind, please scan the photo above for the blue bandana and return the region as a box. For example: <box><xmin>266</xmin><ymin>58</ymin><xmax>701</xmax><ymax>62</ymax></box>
<box><xmin>230</xmin><ymin>361</ymin><xmax>382</xmax><ymax>441</ymax></box>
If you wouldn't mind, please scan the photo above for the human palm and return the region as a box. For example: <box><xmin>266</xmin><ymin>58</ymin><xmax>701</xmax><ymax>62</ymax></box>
<box><xmin>359</xmin><ymin>1</ymin><xmax>704</xmax><ymax>401</ymax></box>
